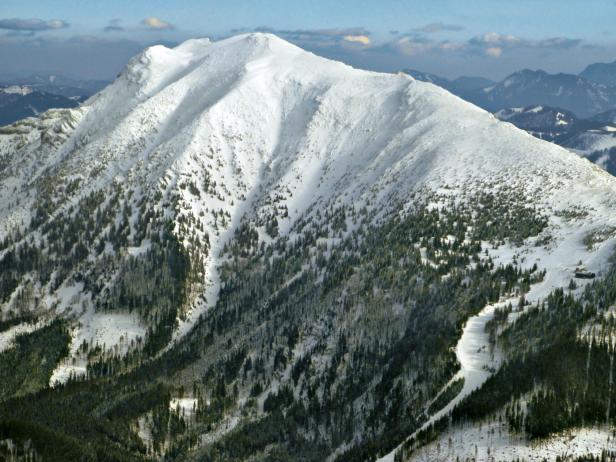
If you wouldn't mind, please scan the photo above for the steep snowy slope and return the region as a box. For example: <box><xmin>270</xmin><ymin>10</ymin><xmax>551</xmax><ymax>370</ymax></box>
<box><xmin>3</xmin><ymin>33</ymin><xmax>616</xmax><ymax>460</ymax></box>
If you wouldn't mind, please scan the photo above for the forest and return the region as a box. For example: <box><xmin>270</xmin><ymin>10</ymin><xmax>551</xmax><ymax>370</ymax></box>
<box><xmin>0</xmin><ymin>184</ymin><xmax>567</xmax><ymax>462</ymax></box>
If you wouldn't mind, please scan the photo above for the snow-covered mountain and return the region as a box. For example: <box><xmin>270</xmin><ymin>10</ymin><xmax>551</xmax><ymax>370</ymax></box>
<box><xmin>402</xmin><ymin>69</ymin><xmax>453</xmax><ymax>90</ymax></box>
<box><xmin>407</xmin><ymin>69</ymin><xmax>616</xmax><ymax>176</ymax></box>
<box><xmin>3</xmin><ymin>33</ymin><xmax>616</xmax><ymax>460</ymax></box>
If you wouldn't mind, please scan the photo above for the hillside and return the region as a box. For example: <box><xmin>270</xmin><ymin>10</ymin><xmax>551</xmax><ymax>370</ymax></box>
<box><xmin>580</xmin><ymin>59</ymin><xmax>616</xmax><ymax>87</ymax></box>
<box><xmin>0</xmin><ymin>87</ymin><xmax>80</xmax><ymax>126</ymax></box>
<box><xmin>1</xmin><ymin>33</ymin><xmax>616</xmax><ymax>461</ymax></box>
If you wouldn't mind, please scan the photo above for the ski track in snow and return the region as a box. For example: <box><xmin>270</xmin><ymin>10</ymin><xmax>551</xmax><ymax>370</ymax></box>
<box><xmin>377</xmin><ymin>298</ymin><xmax>506</xmax><ymax>462</ymax></box>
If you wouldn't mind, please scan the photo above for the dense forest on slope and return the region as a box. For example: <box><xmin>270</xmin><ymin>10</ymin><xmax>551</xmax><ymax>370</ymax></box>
<box><xmin>394</xmin><ymin>256</ymin><xmax>616</xmax><ymax>461</ymax></box>
<box><xmin>0</xmin><ymin>188</ymin><xmax>555</xmax><ymax>461</ymax></box>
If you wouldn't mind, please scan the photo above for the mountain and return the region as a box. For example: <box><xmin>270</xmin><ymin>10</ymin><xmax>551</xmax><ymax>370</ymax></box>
<box><xmin>561</xmin><ymin>126</ymin><xmax>616</xmax><ymax>153</ymax></box>
<box><xmin>562</xmin><ymin>127</ymin><xmax>616</xmax><ymax>173</ymax></box>
<box><xmin>407</xmin><ymin>68</ymin><xmax>616</xmax><ymax>119</ymax></box>
<box><xmin>402</xmin><ymin>69</ymin><xmax>452</xmax><ymax>89</ymax></box>
<box><xmin>3</xmin><ymin>33</ymin><xmax>616</xmax><ymax>461</ymax></box>
<box><xmin>472</xmin><ymin>69</ymin><xmax>616</xmax><ymax>118</ymax></box>
<box><xmin>407</xmin><ymin>67</ymin><xmax>616</xmax><ymax>175</ymax></box>
<box><xmin>591</xmin><ymin>108</ymin><xmax>616</xmax><ymax>124</ymax></box>
<box><xmin>580</xmin><ymin>59</ymin><xmax>616</xmax><ymax>86</ymax></box>
<box><xmin>0</xmin><ymin>75</ymin><xmax>110</xmax><ymax>126</ymax></box>
<box><xmin>494</xmin><ymin>105</ymin><xmax>580</xmax><ymax>142</ymax></box>
<box><xmin>0</xmin><ymin>74</ymin><xmax>110</xmax><ymax>98</ymax></box>
<box><xmin>0</xmin><ymin>87</ymin><xmax>80</xmax><ymax>125</ymax></box>
<box><xmin>402</xmin><ymin>70</ymin><xmax>494</xmax><ymax>96</ymax></box>
<box><xmin>450</xmin><ymin>75</ymin><xmax>494</xmax><ymax>91</ymax></box>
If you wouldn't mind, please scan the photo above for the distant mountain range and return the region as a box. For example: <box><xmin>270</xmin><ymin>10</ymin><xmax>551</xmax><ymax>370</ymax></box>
<box><xmin>1</xmin><ymin>74</ymin><xmax>109</xmax><ymax>98</ymax></box>
<box><xmin>0</xmin><ymin>74</ymin><xmax>109</xmax><ymax>126</ymax></box>
<box><xmin>406</xmin><ymin>67</ymin><xmax>616</xmax><ymax>118</ymax></box>
<box><xmin>494</xmin><ymin>105</ymin><xmax>614</xmax><ymax>143</ymax></box>
<box><xmin>591</xmin><ymin>108</ymin><xmax>616</xmax><ymax>124</ymax></box>
<box><xmin>403</xmin><ymin>69</ymin><xmax>494</xmax><ymax>100</ymax></box>
<box><xmin>476</xmin><ymin>70</ymin><xmax>616</xmax><ymax>118</ymax></box>
<box><xmin>494</xmin><ymin>105</ymin><xmax>579</xmax><ymax>141</ymax></box>
<box><xmin>579</xmin><ymin>59</ymin><xmax>616</xmax><ymax>86</ymax></box>
<box><xmin>0</xmin><ymin>87</ymin><xmax>79</xmax><ymax>126</ymax></box>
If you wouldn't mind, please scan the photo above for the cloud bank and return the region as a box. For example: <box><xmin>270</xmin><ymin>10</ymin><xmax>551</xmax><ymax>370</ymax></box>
<box><xmin>252</xmin><ymin>26</ymin><xmax>372</xmax><ymax>47</ymax></box>
<box><xmin>388</xmin><ymin>31</ymin><xmax>584</xmax><ymax>58</ymax></box>
<box><xmin>0</xmin><ymin>18</ymin><xmax>69</xmax><ymax>32</ymax></box>
<box><xmin>412</xmin><ymin>23</ymin><xmax>464</xmax><ymax>34</ymax></box>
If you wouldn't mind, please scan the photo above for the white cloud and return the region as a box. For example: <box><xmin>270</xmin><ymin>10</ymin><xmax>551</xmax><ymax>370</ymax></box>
<box><xmin>343</xmin><ymin>35</ymin><xmax>371</xmax><ymax>45</ymax></box>
<box><xmin>387</xmin><ymin>31</ymin><xmax>583</xmax><ymax>59</ymax></box>
<box><xmin>394</xmin><ymin>37</ymin><xmax>434</xmax><ymax>56</ymax></box>
<box><xmin>254</xmin><ymin>27</ymin><xmax>370</xmax><ymax>45</ymax></box>
<box><xmin>440</xmin><ymin>41</ymin><xmax>466</xmax><ymax>52</ymax></box>
<box><xmin>142</xmin><ymin>17</ymin><xmax>174</xmax><ymax>30</ymax></box>
<box><xmin>470</xmin><ymin>32</ymin><xmax>580</xmax><ymax>50</ymax></box>
<box><xmin>393</xmin><ymin>36</ymin><xmax>466</xmax><ymax>56</ymax></box>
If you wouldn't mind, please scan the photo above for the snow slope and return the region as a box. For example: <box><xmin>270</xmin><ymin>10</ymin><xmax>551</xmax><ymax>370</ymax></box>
<box><xmin>2</xmin><ymin>34</ymin><xmax>616</xmax><ymax>431</ymax></box>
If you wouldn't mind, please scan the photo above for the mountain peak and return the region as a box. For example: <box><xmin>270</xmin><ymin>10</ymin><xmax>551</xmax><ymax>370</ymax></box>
<box><xmin>5</xmin><ymin>32</ymin><xmax>616</xmax><ymax>461</ymax></box>
<box><xmin>113</xmin><ymin>32</ymin><xmax>352</xmax><ymax>102</ymax></box>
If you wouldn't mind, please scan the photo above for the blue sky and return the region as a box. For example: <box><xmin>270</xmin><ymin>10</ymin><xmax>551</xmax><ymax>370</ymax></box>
<box><xmin>1</xmin><ymin>0</ymin><xmax>616</xmax><ymax>80</ymax></box>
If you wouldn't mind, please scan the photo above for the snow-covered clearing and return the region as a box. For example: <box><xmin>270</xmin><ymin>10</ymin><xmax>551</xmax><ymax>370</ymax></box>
<box><xmin>0</xmin><ymin>321</ymin><xmax>46</xmax><ymax>353</ymax></box>
<box><xmin>50</xmin><ymin>310</ymin><xmax>145</xmax><ymax>386</ymax></box>
<box><xmin>170</xmin><ymin>397</ymin><xmax>199</xmax><ymax>419</ymax></box>
<box><xmin>408</xmin><ymin>423</ymin><xmax>616</xmax><ymax>461</ymax></box>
